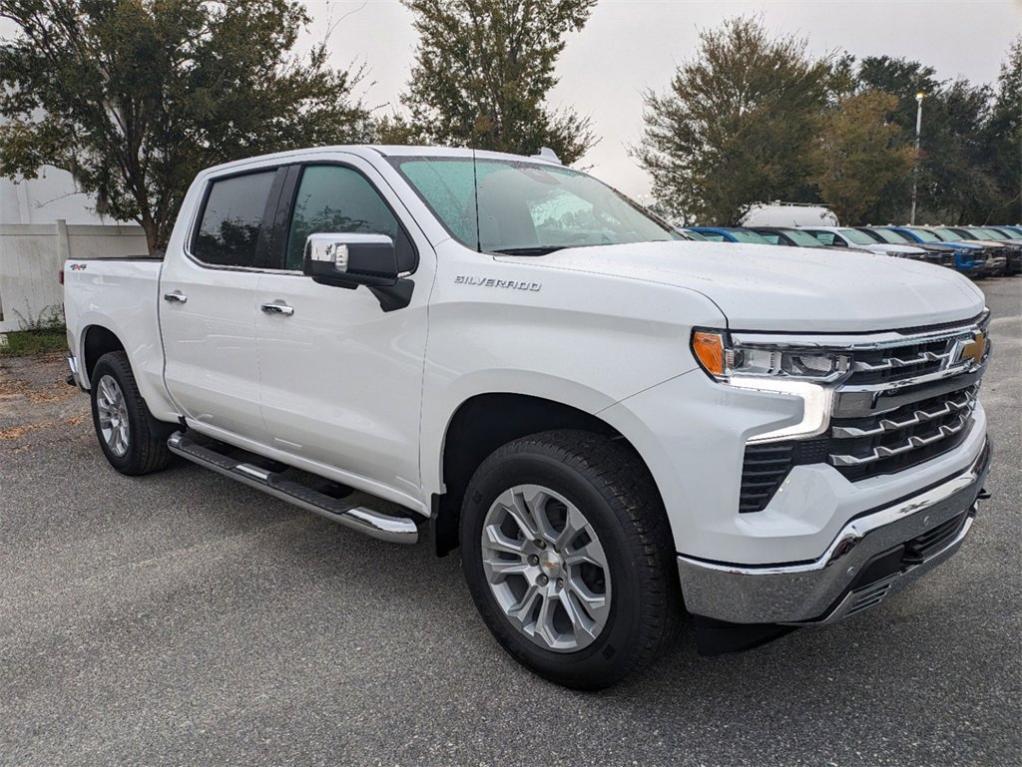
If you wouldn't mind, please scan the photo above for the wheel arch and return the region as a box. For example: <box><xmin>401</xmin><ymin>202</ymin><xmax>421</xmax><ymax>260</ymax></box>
<box><xmin>81</xmin><ymin>324</ymin><xmax>126</xmax><ymax>387</ymax></box>
<box><xmin>431</xmin><ymin>391</ymin><xmax>663</xmax><ymax>556</ymax></box>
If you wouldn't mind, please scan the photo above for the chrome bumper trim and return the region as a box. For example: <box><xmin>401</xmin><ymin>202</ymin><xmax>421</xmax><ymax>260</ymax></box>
<box><xmin>677</xmin><ymin>439</ymin><xmax>990</xmax><ymax>624</ymax></box>
<box><xmin>66</xmin><ymin>353</ymin><xmax>84</xmax><ymax>390</ymax></box>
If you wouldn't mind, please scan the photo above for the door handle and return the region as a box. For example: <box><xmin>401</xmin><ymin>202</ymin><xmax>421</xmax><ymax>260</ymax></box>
<box><xmin>163</xmin><ymin>291</ymin><xmax>187</xmax><ymax>304</ymax></box>
<box><xmin>261</xmin><ymin>302</ymin><xmax>295</xmax><ymax>317</ymax></box>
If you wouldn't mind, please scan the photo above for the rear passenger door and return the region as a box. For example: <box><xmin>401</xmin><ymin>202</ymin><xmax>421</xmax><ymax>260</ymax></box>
<box><xmin>160</xmin><ymin>166</ymin><xmax>284</xmax><ymax>444</ymax></box>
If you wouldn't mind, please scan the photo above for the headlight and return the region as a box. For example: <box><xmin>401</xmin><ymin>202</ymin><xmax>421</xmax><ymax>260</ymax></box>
<box><xmin>691</xmin><ymin>329</ymin><xmax>848</xmax><ymax>443</ymax></box>
<box><xmin>690</xmin><ymin>330</ymin><xmax>850</xmax><ymax>382</ymax></box>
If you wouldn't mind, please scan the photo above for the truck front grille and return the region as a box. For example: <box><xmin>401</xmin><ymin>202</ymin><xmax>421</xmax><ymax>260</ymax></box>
<box><xmin>738</xmin><ymin>313</ymin><xmax>988</xmax><ymax>513</ymax></box>
<box><xmin>845</xmin><ymin>338</ymin><xmax>953</xmax><ymax>385</ymax></box>
<box><xmin>827</xmin><ymin>385</ymin><xmax>977</xmax><ymax>481</ymax></box>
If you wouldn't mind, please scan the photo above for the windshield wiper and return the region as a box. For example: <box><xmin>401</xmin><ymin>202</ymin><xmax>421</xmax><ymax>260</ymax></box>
<box><xmin>492</xmin><ymin>246</ymin><xmax>567</xmax><ymax>256</ymax></box>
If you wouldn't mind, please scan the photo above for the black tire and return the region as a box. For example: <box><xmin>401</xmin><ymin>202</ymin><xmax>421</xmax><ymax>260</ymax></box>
<box><xmin>460</xmin><ymin>430</ymin><xmax>680</xmax><ymax>690</ymax></box>
<box><xmin>89</xmin><ymin>351</ymin><xmax>175</xmax><ymax>475</ymax></box>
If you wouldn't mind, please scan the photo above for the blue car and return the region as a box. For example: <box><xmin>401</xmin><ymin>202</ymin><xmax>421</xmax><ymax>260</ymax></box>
<box><xmin>992</xmin><ymin>225</ymin><xmax>1022</xmax><ymax>239</ymax></box>
<box><xmin>884</xmin><ymin>227</ymin><xmax>983</xmax><ymax>278</ymax></box>
<box><xmin>687</xmin><ymin>227</ymin><xmax>773</xmax><ymax>244</ymax></box>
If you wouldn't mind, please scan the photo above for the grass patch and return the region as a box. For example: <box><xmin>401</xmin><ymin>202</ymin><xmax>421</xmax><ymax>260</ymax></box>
<box><xmin>0</xmin><ymin>329</ymin><xmax>68</xmax><ymax>357</ymax></box>
<box><xmin>1</xmin><ymin>305</ymin><xmax>67</xmax><ymax>357</ymax></box>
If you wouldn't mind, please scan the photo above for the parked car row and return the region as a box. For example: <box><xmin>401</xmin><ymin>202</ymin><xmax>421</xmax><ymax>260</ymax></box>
<box><xmin>676</xmin><ymin>224</ymin><xmax>1022</xmax><ymax>279</ymax></box>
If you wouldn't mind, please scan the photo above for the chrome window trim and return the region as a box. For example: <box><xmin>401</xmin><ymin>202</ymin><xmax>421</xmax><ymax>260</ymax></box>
<box><xmin>181</xmin><ymin>154</ymin><xmax>425</xmax><ymax>277</ymax></box>
<box><xmin>184</xmin><ymin>165</ymin><xmax>283</xmax><ymax>272</ymax></box>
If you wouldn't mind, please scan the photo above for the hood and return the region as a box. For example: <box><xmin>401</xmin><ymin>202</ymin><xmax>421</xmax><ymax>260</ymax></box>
<box><xmin>498</xmin><ymin>241</ymin><xmax>984</xmax><ymax>332</ymax></box>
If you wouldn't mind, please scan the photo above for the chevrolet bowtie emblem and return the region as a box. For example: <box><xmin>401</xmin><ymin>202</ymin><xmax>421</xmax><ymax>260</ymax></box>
<box><xmin>957</xmin><ymin>331</ymin><xmax>987</xmax><ymax>366</ymax></box>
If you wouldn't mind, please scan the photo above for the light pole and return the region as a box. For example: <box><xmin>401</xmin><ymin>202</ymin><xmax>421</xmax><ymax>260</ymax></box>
<box><xmin>910</xmin><ymin>91</ymin><xmax>925</xmax><ymax>225</ymax></box>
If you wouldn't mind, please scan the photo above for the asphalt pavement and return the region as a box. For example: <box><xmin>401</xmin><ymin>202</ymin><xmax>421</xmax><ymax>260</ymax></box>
<box><xmin>1</xmin><ymin>278</ymin><xmax>1019</xmax><ymax>767</ymax></box>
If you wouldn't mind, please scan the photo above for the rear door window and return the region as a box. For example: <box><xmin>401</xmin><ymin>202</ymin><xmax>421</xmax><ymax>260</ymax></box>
<box><xmin>192</xmin><ymin>171</ymin><xmax>277</xmax><ymax>267</ymax></box>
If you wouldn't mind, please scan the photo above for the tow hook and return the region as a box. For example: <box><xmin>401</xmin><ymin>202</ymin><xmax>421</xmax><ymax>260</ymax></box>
<box><xmin>977</xmin><ymin>488</ymin><xmax>992</xmax><ymax>500</ymax></box>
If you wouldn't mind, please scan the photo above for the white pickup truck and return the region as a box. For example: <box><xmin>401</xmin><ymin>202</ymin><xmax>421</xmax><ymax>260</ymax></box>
<box><xmin>63</xmin><ymin>145</ymin><xmax>992</xmax><ymax>689</ymax></box>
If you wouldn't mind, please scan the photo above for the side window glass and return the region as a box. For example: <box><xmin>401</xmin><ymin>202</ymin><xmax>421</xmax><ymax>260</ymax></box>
<box><xmin>811</xmin><ymin>231</ymin><xmax>835</xmax><ymax>246</ymax></box>
<box><xmin>285</xmin><ymin>165</ymin><xmax>414</xmax><ymax>272</ymax></box>
<box><xmin>193</xmin><ymin>171</ymin><xmax>276</xmax><ymax>267</ymax></box>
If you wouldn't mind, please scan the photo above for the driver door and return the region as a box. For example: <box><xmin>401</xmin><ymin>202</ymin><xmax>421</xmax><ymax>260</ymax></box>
<box><xmin>256</xmin><ymin>159</ymin><xmax>433</xmax><ymax>501</ymax></box>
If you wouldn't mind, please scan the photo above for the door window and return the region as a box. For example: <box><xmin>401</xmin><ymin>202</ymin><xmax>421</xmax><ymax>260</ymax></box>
<box><xmin>284</xmin><ymin>165</ymin><xmax>415</xmax><ymax>272</ymax></box>
<box><xmin>809</xmin><ymin>231</ymin><xmax>839</xmax><ymax>246</ymax></box>
<box><xmin>192</xmin><ymin>171</ymin><xmax>277</xmax><ymax>267</ymax></box>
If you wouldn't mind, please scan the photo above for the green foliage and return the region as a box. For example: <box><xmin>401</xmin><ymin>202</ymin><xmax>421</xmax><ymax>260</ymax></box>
<box><xmin>812</xmin><ymin>91</ymin><xmax>916</xmax><ymax>224</ymax></box>
<box><xmin>850</xmin><ymin>55</ymin><xmax>1002</xmax><ymax>223</ymax></box>
<box><xmin>984</xmin><ymin>37</ymin><xmax>1021</xmax><ymax>223</ymax></box>
<box><xmin>637</xmin><ymin>17</ymin><xmax>830</xmax><ymax>225</ymax></box>
<box><xmin>639</xmin><ymin>19</ymin><xmax>1018</xmax><ymax>226</ymax></box>
<box><xmin>0</xmin><ymin>305</ymin><xmax>66</xmax><ymax>357</ymax></box>
<box><xmin>398</xmin><ymin>0</ymin><xmax>596</xmax><ymax>164</ymax></box>
<box><xmin>0</xmin><ymin>0</ymin><xmax>372</xmax><ymax>253</ymax></box>
<box><xmin>13</xmin><ymin>304</ymin><xmax>65</xmax><ymax>333</ymax></box>
<box><xmin>0</xmin><ymin>329</ymin><xmax>68</xmax><ymax>357</ymax></box>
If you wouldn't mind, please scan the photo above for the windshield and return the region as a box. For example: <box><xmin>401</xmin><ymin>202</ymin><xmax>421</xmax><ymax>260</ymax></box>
<box><xmin>905</xmin><ymin>227</ymin><xmax>941</xmax><ymax>243</ymax></box>
<box><xmin>729</xmin><ymin>229</ymin><xmax>772</xmax><ymax>244</ymax></box>
<box><xmin>391</xmin><ymin>156</ymin><xmax>677</xmax><ymax>253</ymax></box>
<box><xmin>838</xmin><ymin>228</ymin><xmax>877</xmax><ymax>246</ymax></box>
<box><xmin>869</xmin><ymin>228</ymin><xmax>909</xmax><ymax>244</ymax></box>
<box><xmin>931</xmin><ymin>227</ymin><xmax>963</xmax><ymax>242</ymax></box>
<box><xmin>975</xmin><ymin>227</ymin><xmax>1005</xmax><ymax>240</ymax></box>
<box><xmin>780</xmin><ymin>229</ymin><xmax>824</xmax><ymax>246</ymax></box>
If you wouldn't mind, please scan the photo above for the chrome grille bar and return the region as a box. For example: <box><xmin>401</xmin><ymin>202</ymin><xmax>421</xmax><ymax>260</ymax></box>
<box><xmin>849</xmin><ymin>349</ymin><xmax>951</xmax><ymax>373</ymax></box>
<box><xmin>832</xmin><ymin>389</ymin><xmax>976</xmax><ymax>439</ymax></box>
<box><xmin>830</xmin><ymin>413</ymin><xmax>973</xmax><ymax>467</ymax></box>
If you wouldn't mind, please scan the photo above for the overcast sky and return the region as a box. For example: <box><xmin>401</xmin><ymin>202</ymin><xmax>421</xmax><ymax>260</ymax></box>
<box><xmin>304</xmin><ymin>0</ymin><xmax>1022</xmax><ymax>199</ymax></box>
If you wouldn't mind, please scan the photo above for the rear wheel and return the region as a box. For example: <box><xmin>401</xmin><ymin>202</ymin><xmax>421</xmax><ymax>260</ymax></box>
<box><xmin>90</xmin><ymin>351</ymin><xmax>175</xmax><ymax>475</ymax></box>
<box><xmin>460</xmin><ymin>430</ymin><xmax>680</xmax><ymax>689</ymax></box>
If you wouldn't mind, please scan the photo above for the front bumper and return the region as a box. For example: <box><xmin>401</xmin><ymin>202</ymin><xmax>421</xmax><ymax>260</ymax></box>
<box><xmin>982</xmin><ymin>255</ymin><xmax>1007</xmax><ymax>276</ymax></box>
<box><xmin>677</xmin><ymin>439</ymin><xmax>991</xmax><ymax>625</ymax></box>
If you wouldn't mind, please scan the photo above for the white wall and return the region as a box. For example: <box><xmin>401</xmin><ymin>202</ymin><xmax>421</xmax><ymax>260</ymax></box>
<box><xmin>0</xmin><ymin>165</ymin><xmax>116</xmax><ymax>226</ymax></box>
<box><xmin>0</xmin><ymin>221</ymin><xmax>148</xmax><ymax>333</ymax></box>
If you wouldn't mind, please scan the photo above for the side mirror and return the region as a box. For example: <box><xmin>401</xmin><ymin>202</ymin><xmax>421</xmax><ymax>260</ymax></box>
<box><xmin>303</xmin><ymin>232</ymin><xmax>399</xmax><ymax>287</ymax></box>
<box><xmin>302</xmin><ymin>232</ymin><xmax>414</xmax><ymax>312</ymax></box>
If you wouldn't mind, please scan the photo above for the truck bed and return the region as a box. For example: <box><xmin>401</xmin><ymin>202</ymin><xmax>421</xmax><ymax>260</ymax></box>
<box><xmin>63</xmin><ymin>257</ymin><xmax>174</xmax><ymax>420</ymax></box>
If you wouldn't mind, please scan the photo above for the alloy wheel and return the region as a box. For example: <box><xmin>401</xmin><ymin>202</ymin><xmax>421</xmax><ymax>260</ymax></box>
<box><xmin>480</xmin><ymin>484</ymin><xmax>611</xmax><ymax>652</ymax></box>
<box><xmin>96</xmin><ymin>374</ymin><xmax>130</xmax><ymax>457</ymax></box>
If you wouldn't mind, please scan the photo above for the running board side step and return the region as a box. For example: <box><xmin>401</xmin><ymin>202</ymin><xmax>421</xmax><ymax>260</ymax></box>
<box><xmin>167</xmin><ymin>432</ymin><xmax>419</xmax><ymax>544</ymax></box>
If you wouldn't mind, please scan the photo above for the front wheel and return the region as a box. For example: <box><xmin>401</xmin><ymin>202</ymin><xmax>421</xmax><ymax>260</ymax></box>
<box><xmin>460</xmin><ymin>430</ymin><xmax>680</xmax><ymax>690</ymax></box>
<box><xmin>89</xmin><ymin>351</ymin><xmax>175</xmax><ymax>475</ymax></box>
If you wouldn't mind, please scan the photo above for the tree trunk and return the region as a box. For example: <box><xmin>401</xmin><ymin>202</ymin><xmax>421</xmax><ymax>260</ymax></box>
<box><xmin>140</xmin><ymin>215</ymin><xmax>161</xmax><ymax>257</ymax></box>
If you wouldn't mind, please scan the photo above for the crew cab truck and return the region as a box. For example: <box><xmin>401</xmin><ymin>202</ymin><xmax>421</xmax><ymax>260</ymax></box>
<box><xmin>64</xmin><ymin>146</ymin><xmax>993</xmax><ymax>690</ymax></box>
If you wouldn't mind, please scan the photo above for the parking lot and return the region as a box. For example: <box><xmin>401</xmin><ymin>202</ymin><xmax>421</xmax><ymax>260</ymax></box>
<box><xmin>0</xmin><ymin>277</ymin><xmax>1018</xmax><ymax>767</ymax></box>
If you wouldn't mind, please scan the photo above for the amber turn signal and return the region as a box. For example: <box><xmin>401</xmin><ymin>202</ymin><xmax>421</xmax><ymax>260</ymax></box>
<box><xmin>691</xmin><ymin>330</ymin><xmax>726</xmax><ymax>377</ymax></box>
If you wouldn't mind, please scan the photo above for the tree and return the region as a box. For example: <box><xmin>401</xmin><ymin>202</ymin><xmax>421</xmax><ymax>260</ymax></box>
<box><xmin>857</xmin><ymin>56</ymin><xmax>997</xmax><ymax>223</ymax></box>
<box><xmin>0</xmin><ymin>0</ymin><xmax>372</xmax><ymax>253</ymax></box>
<box><xmin>398</xmin><ymin>0</ymin><xmax>596</xmax><ymax>164</ymax></box>
<box><xmin>637</xmin><ymin>17</ymin><xmax>830</xmax><ymax>224</ymax></box>
<box><xmin>984</xmin><ymin>37</ymin><xmax>1021</xmax><ymax>223</ymax></box>
<box><xmin>812</xmin><ymin>90</ymin><xmax>916</xmax><ymax>224</ymax></box>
